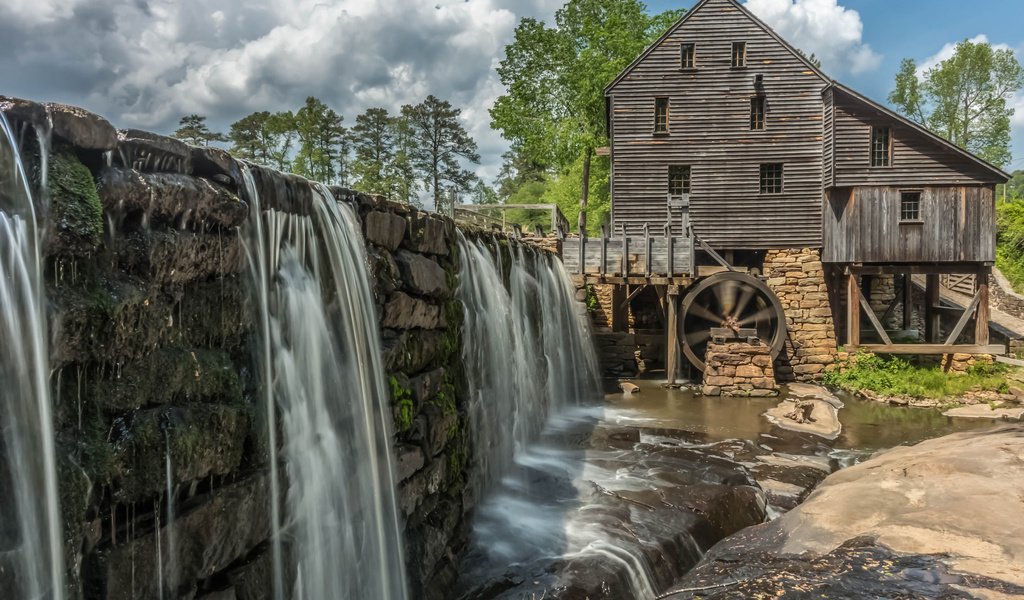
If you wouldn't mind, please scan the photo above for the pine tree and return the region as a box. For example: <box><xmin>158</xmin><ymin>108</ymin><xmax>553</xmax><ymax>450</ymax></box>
<box><xmin>405</xmin><ymin>95</ymin><xmax>480</xmax><ymax>213</ymax></box>
<box><xmin>173</xmin><ymin>114</ymin><xmax>228</xmax><ymax>146</ymax></box>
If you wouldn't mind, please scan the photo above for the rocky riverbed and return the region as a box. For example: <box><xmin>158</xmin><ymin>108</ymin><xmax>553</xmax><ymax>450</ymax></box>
<box><xmin>453</xmin><ymin>379</ymin><xmax>997</xmax><ymax>599</ymax></box>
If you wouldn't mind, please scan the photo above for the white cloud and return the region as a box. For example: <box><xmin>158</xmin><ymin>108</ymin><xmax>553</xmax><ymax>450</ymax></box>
<box><xmin>743</xmin><ymin>0</ymin><xmax>882</xmax><ymax>75</ymax></box>
<box><xmin>0</xmin><ymin>0</ymin><xmax>564</xmax><ymax>190</ymax></box>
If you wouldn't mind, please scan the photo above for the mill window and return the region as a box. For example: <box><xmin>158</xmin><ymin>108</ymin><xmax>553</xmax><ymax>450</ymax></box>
<box><xmin>760</xmin><ymin>163</ymin><xmax>783</xmax><ymax>194</ymax></box>
<box><xmin>750</xmin><ymin>96</ymin><xmax>766</xmax><ymax>130</ymax></box>
<box><xmin>732</xmin><ymin>42</ymin><xmax>747</xmax><ymax>68</ymax></box>
<box><xmin>871</xmin><ymin>126</ymin><xmax>892</xmax><ymax>167</ymax></box>
<box><xmin>681</xmin><ymin>43</ymin><xmax>696</xmax><ymax>69</ymax></box>
<box><xmin>654</xmin><ymin>97</ymin><xmax>669</xmax><ymax>133</ymax></box>
<box><xmin>900</xmin><ymin>191</ymin><xmax>922</xmax><ymax>222</ymax></box>
<box><xmin>669</xmin><ymin>166</ymin><xmax>691</xmax><ymax>196</ymax></box>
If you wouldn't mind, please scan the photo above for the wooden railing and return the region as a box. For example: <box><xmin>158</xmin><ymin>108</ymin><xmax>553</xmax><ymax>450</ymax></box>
<box><xmin>562</xmin><ymin>223</ymin><xmax>694</xmax><ymax>277</ymax></box>
<box><xmin>453</xmin><ymin>203</ymin><xmax>570</xmax><ymax>236</ymax></box>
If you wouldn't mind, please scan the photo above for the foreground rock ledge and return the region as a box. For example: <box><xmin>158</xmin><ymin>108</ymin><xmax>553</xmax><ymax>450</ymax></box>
<box><xmin>666</xmin><ymin>426</ymin><xmax>1024</xmax><ymax>598</ymax></box>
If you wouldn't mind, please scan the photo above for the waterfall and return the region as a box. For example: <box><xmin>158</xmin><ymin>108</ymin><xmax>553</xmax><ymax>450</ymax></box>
<box><xmin>0</xmin><ymin>113</ymin><xmax>65</xmax><ymax>598</ymax></box>
<box><xmin>457</xmin><ymin>236</ymin><xmax>600</xmax><ymax>496</ymax></box>
<box><xmin>241</xmin><ymin>169</ymin><xmax>408</xmax><ymax>600</ymax></box>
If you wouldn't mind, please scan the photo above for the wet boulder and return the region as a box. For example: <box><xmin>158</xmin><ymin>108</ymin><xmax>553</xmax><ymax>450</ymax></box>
<box><xmin>394</xmin><ymin>250</ymin><xmax>449</xmax><ymax>299</ymax></box>
<box><xmin>47</xmin><ymin>103</ymin><xmax>118</xmax><ymax>151</ymax></box>
<box><xmin>115</xmin><ymin>129</ymin><xmax>192</xmax><ymax>174</ymax></box>
<box><xmin>665</xmin><ymin>426</ymin><xmax>1024</xmax><ymax>598</ymax></box>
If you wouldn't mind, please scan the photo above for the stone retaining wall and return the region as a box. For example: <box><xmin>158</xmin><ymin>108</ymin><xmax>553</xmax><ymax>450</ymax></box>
<box><xmin>991</xmin><ymin>268</ymin><xmax>1024</xmax><ymax>326</ymax></box>
<box><xmin>763</xmin><ymin>249</ymin><xmax>839</xmax><ymax>382</ymax></box>
<box><xmin>0</xmin><ymin>96</ymin><xmax>520</xmax><ymax>600</ymax></box>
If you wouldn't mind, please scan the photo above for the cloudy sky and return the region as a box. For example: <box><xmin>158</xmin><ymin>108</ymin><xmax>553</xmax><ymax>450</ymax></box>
<box><xmin>3</xmin><ymin>0</ymin><xmax>1023</xmax><ymax>185</ymax></box>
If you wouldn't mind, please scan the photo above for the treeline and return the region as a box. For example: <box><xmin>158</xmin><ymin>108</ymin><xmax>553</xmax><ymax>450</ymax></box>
<box><xmin>172</xmin><ymin>95</ymin><xmax>480</xmax><ymax>212</ymax></box>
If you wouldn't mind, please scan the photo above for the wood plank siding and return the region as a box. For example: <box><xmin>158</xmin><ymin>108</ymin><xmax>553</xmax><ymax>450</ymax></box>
<box><xmin>607</xmin><ymin>0</ymin><xmax>828</xmax><ymax>249</ymax></box>
<box><xmin>822</xmin><ymin>186</ymin><xmax>996</xmax><ymax>264</ymax></box>
<box><xmin>831</xmin><ymin>87</ymin><xmax>1002</xmax><ymax>187</ymax></box>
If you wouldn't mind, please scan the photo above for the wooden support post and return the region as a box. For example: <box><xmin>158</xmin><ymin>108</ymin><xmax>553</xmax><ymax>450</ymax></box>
<box><xmin>666</xmin><ymin>287</ymin><xmax>680</xmax><ymax>386</ymax></box>
<box><xmin>902</xmin><ymin>273</ymin><xmax>913</xmax><ymax>332</ymax></box>
<box><xmin>846</xmin><ymin>271</ymin><xmax>861</xmax><ymax>348</ymax></box>
<box><xmin>611</xmin><ymin>285</ymin><xmax>628</xmax><ymax>333</ymax></box>
<box><xmin>925</xmin><ymin>274</ymin><xmax>940</xmax><ymax>343</ymax></box>
<box><xmin>976</xmin><ymin>268</ymin><xmax>991</xmax><ymax>346</ymax></box>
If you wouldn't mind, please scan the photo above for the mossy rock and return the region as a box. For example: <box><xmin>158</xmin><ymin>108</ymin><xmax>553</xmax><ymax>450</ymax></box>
<box><xmin>47</xmin><ymin>149</ymin><xmax>102</xmax><ymax>256</ymax></box>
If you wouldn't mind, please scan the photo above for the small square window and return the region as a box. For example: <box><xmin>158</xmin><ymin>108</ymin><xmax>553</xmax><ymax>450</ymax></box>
<box><xmin>654</xmin><ymin>97</ymin><xmax>669</xmax><ymax>133</ymax></box>
<box><xmin>732</xmin><ymin>42</ymin><xmax>747</xmax><ymax>68</ymax></box>
<box><xmin>900</xmin><ymin>191</ymin><xmax>921</xmax><ymax>222</ymax></box>
<box><xmin>750</xmin><ymin>96</ymin><xmax>766</xmax><ymax>130</ymax></box>
<box><xmin>669</xmin><ymin>166</ymin><xmax>691</xmax><ymax>196</ymax></box>
<box><xmin>871</xmin><ymin>126</ymin><xmax>892</xmax><ymax>167</ymax></box>
<box><xmin>760</xmin><ymin>164</ymin><xmax>783</xmax><ymax>194</ymax></box>
<box><xmin>681</xmin><ymin>43</ymin><xmax>695</xmax><ymax>69</ymax></box>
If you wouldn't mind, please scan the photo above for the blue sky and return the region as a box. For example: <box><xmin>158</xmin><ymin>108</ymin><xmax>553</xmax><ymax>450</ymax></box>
<box><xmin>647</xmin><ymin>0</ymin><xmax>1024</xmax><ymax>170</ymax></box>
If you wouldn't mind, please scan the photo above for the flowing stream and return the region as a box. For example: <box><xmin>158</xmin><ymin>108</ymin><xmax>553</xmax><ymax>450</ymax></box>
<box><xmin>0</xmin><ymin>112</ymin><xmax>65</xmax><ymax>598</ymax></box>
<box><xmin>241</xmin><ymin>169</ymin><xmax>408</xmax><ymax>600</ymax></box>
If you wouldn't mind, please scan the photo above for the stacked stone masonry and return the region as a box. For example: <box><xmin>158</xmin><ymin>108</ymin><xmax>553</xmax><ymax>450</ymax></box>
<box><xmin>0</xmin><ymin>96</ymin><xmax>543</xmax><ymax>600</ymax></box>
<box><xmin>763</xmin><ymin>249</ymin><xmax>839</xmax><ymax>382</ymax></box>
<box><xmin>703</xmin><ymin>341</ymin><xmax>780</xmax><ymax>397</ymax></box>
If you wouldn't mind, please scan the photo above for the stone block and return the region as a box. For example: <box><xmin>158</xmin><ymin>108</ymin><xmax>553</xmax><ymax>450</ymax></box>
<box><xmin>397</xmin><ymin>444</ymin><xmax>426</xmax><ymax>482</ymax></box>
<box><xmin>48</xmin><ymin>102</ymin><xmax>118</xmax><ymax>151</ymax></box>
<box><xmin>383</xmin><ymin>292</ymin><xmax>446</xmax><ymax>330</ymax></box>
<box><xmin>405</xmin><ymin>212</ymin><xmax>449</xmax><ymax>255</ymax></box>
<box><xmin>736</xmin><ymin>365</ymin><xmax>763</xmax><ymax>378</ymax></box>
<box><xmin>395</xmin><ymin>250</ymin><xmax>450</xmax><ymax>298</ymax></box>
<box><xmin>793</xmin><ymin>364</ymin><xmax>824</xmax><ymax>375</ymax></box>
<box><xmin>365</xmin><ymin>210</ymin><xmax>408</xmax><ymax>251</ymax></box>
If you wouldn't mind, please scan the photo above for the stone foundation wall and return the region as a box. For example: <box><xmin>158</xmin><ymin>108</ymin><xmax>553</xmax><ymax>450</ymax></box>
<box><xmin>764</xmin><ymin>249</ymin><xmax>839</xmax><ymax>382</ymax></box>
<box><xmin>0</xmin><ymin>97</ymin><xmax>519</xmax><ymax>600</ymax></box>
<box><xmin>991</xmin><ymin>268</ymin><xmax>1024</xmax><ymax>324</ymax></box>
<box><xmin>702</xmin><ymin>341</ymin><xmax>779</xmax><ymax>397</ymax></box>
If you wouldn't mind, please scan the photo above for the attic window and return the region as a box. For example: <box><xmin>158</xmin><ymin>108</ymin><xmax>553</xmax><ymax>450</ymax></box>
<box><xmin>732</xmin><ymin>42</ymin><xmax>747</xmax><ymax>68</ymax></box>
<box><xmin>669</xmin><ymin>165</ymin><xmax>691</xmax><ymax>196</ymax></box>
<box><xmin>760</xmin><ymin>163</ymin><xmax>783</xmax><ymax>194</ymax></box>
<box><xmin>681</xmin><ymin>43</ymin><xmax>696</xmax><ymax>69</ymax></box>
<box><xmin>871</xmin><ymin>126</ymin><xmax>892</xmax><ymax>167</ymax></box>
<box><xmin>900</xmin><ymin>191</ymin><xmax>922</xmax><ymax>222</ymax></box>
<box><xmin>750</xmin><ymin>96</ymin><xmax>766</xmax><ymax>130</ymax></box>
<box><xmin>654</xmin><ymin>97</ymin><xmax>669</xmax><ymax>133</ymax></box>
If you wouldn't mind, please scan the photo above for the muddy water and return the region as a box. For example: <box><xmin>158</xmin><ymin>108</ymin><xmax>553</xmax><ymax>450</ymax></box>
<box><xmin>605</xmin><ymin>378</ymin><xmax>989</xmax><ymax>453</ymax></box>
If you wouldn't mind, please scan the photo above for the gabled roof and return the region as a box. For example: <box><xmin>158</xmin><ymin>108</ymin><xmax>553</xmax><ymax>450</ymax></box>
<box><xmin>829</xmin><ymin>82</ymin><xmax>1010</xmax><ymax>182</ymax></box>
<box><xmin>604</xmin><ymin>0</ymin><xmax>829</xmax><ymax>95</ymax></box>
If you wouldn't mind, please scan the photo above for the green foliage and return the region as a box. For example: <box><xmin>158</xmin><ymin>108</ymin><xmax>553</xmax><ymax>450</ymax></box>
<box><xmin>890</xmin><ymin>40</ymin><xmax>1024</xmax><ymax>167</ymax></box>
<box><xmin>228</xmin><ymin>110</ymin><xmax>298</xmax><ymax>172</ymax></box>
<box><xmin>491</xmin><ymin>0</ymin><xmax>681</xmax><ymax>226</ymax></box>
<box><xmin>823</xmin><ymin>350</ymin><xmax>1014</xmax><ymax>399</ymax></box>
<box><xmin>293</xmin><ymin>96</ymin><xmax>348</xmax><ymax>184</ymax></box>
<box><xmin>173</xmin><ymin>114</ymin><xmax>228</xmax><ymax>146</ymax></box>
<box><xmin>351</xmin><ymin>107</ymin><xmax>397</xmax><ymax>195</ymax></box>
<box><xmin>405</xmin><ymin>95</ymin><xmax>480</xmax><ymax>212</ymax></box>
<box><xmin>585</xmin><ymin>284</ymin><xmax>599</xmax><ymax>313</ymax></box>
<box><xmin>389</xmin><ymin>375</ymin><xmax>415</xmax><ymax>433</ymax></box>
<box><xmin>996</xmin><ymin>197</ymin><xmax>1024</xmax><ymax>293</ymax></box>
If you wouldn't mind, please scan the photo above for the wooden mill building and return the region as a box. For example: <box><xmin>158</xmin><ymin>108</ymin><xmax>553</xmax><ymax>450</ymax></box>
<box><xmin>563</xmin><ymin>0</ymin><xmax>1010</xmax><ymax>382</ymax></box>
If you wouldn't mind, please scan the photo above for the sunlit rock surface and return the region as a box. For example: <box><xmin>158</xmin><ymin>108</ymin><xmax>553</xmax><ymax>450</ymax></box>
<box><xmin>666</xmin><ymin>426</ymin><xmax>1024</xmax><ymax>598</ymax></box>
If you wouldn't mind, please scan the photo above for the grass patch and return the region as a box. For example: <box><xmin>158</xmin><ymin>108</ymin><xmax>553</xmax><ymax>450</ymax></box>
<box><xmin>823</xmin><ymin>351</ymin><xmax>1014</xmax><ymax>399</ymax></box>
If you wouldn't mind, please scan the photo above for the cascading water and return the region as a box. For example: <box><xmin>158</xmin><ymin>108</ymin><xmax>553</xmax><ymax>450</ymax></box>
<box><xmin>240</xmin><ymin>168</ymin><xmax>408</xmax><ymax>600</ymax></box>
<box><xmin>457</xmin><ymin>237</ymin><xmax>676</xmax><ymax>599</ymax></box>
<box><xmin>457</xmin><ymin>236</ymin><xmax>601</xmax><ymax>494</ymax></box>
<box><xmin>0</xmin><ymin>112</ymin><xmax>65</xmax><ymax>598</ymax></box>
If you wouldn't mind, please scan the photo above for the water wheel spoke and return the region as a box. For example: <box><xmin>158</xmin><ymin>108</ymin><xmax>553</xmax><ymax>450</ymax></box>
<box><xmin>733</xmin><ymin>284</ymin><xmax>757</xmax><ymax>320</ymax></box>
<box><xmin>684</xmin><ymin>330</ymin><xmax>711</xmax><ymax>347</ymax></box>
<box><xmin>738</xmin><ymin>306</ymin><xmax>778</xmax><ymax>328</ymax></box>
<box><xmin>684</xmin><ymin>302</ymin><xmax>725</xmax><ymax>325</ymax></box>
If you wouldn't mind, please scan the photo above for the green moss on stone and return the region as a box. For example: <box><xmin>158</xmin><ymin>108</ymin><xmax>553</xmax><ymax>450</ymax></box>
<box><xmin>48</xmin><ymin>150</ymin><xmax>102</xmax><ymax>252</ymax></box>
<box><xmin>390</xmin><ymin>375</ymin><xmax>415</xmax><ymax>434</ymax></box>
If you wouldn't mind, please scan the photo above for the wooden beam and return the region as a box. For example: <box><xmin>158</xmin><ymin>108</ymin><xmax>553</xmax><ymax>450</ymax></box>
<box><xmin>846</xmin><ymin>272</ymin><xmax>861</xmax><ymax>348</ymax></box>
<box><xmin>925</xmin><ymin>274</ymin><xmax>940</xmax><ymax>343</ymax></box>
<box><xmin>976</xmin><ymin>268</ymin><xmax>991</xmax><ymax>346</ymax></box>
<box><xmin>858</xmin><ymin>291</ymin><xmax>893</xmax><ymax>345</ymax></box>
<box><xmin>666</xmin><ymin>290</ymin><xmax>680</xmax><ymax>386</ymax></box>
<box><xmin>943</xmin><ymin>290</ymin><xmax>982</xmax><ymax>346</ymax></box>
<box><xmin>859</xmin><ymin>344</ymin><xmax>1006</xmax><ymax>355</ymax></box>
<box><xmin>611</xmin><ymin>285</ymin><xmax>629</xmax><ymax>333</ymax></box>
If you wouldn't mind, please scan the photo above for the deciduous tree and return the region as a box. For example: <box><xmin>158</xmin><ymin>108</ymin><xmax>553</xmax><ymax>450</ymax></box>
<box><xmin>292</xmin><ymin>97</ymin><xmax>347</xmax><ymax>184</ymax></box>
<box><xmin>890</xmin><ymin>40</ymin><xmax>1024</xmax><ymax>167</ymax></box>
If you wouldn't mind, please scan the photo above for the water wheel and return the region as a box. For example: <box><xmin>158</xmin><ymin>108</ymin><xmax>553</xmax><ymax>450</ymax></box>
<box><xmin>678</xmin><ymin>271</ymin><xmax>787</xmax><ymax>371</ymax></box>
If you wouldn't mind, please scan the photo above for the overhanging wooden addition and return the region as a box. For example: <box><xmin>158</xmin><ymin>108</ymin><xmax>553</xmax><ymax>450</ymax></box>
<box><xmin>844</xmin><ymin>264</ymin><xmax>1003</xmax><ymax>356</ymax></box>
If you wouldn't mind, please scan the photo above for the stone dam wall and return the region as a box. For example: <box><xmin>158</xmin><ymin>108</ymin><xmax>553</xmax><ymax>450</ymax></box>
<box><xmin>0</xmin><ymin>97</ymin><xmax>535</xmax><ymax>599</ymax></box>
